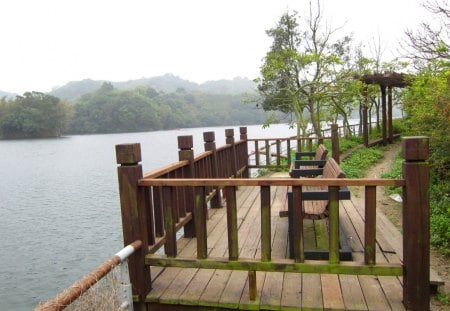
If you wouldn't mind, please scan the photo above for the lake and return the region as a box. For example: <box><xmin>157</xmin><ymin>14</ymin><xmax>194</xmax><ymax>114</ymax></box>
<box><xmin>0</xmin><ymin>124</ymin><xmax>297</xmax><ymax>310</ymax></box>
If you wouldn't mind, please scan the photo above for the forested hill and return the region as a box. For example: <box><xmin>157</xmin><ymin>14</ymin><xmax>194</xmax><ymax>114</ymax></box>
<box><xmin>0</xmin><ymin>84</ymin><xmax>271</xmax><ymax>138</ymax></box>
<box><xmin>0</xmin><ymin>89</ymin><xmax>16</xmax><ymax>99</ymax></box>
<box><xmin>50</xmin><ymin>74</ymin><xmax>256</xmax><ymax>100</ymax></box>
<box><xmin>67</xmin><ymin>82</ymin><xmax>268</xmax><ymax>134</ymax></box>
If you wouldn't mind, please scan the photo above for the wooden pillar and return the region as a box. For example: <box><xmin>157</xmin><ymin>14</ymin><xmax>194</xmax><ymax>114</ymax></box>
<box><xmin>388</xmin><ymin>86</ymin><xmax>393</xmax><ymax>144</ymax></box>
<box><xmin>402</xmin><ymin>136</ymin><xmax>430</xmax><ymax>310</ymax></box>
<box><xmin>194</xmin><ymin>186</ymin><xmax>208</xmax><ymax>259</ymax></box>
<box><xmin>226</xmin><ymin>128</ymin><xmax>237</xmax><ymax>176</ymax></box>
<box><xmin>380</xmin><ymin>85</ymin><xmax>387</xmax><ymax>145</ymax></box>
<box><xmin>362</xmin><ymin>85</ymin><xmax>369</xmax><ymax>147</ymax></box>
<box><xmin>115</xmin><ymin>143</ymin><xmax>151</xmax><ymax>310</ymax></box>
<box><xmin>178</xmin><ymin>135</ymin><xmax>196</xmax><ymax>237</ymax></box>
<box><xmin>292</xmin><ymin>186</ymin><xmax>304</xmax><ymax>262</ymax></box>
<box><xmin>331</xmin><ymin>124</ymin><xmax>340</xmax><ymax>164</ymax></box>
<box><xmin>225</xmin><ymin>186</ymin><xmax>238</xmax><ymax>260</ymax></box>
<box><xmin>328</xmin><ymin>186</ymin><xmax>340</xmax><ymax>264</ymax></box>
<box><xmin>240</xmin><ymin>126</ymin><xmax>250</xmax><ymax>178</ymax></box>
<box><xmin>260</xmin><ymin>186</ymin><xmax>271</xmax><ymax>262</ymax></box>
<box><xmin>204</xmin><ymin>131</ymin><xmax>222</xmax><ymax>208</ymax></box>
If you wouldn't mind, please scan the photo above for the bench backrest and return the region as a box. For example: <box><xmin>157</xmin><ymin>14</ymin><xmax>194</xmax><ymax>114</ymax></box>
<box><xmin>307</xmin><ymin>158</ymin><xmax>345</xmax><ymax>219</ymax></box>
<box><xmin>322</xmin><ymin>157</ymin><xmax>345</xmax><ymax>178</ymax></box>
<box><xmin>315</xmin><ymin>144</ymin><xmax>328</xmax><ymax>161</ymax></box>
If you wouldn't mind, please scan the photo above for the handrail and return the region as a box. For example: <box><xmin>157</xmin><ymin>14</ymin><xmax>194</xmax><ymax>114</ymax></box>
<box><xmin>142</xmin><ymin>160</ymin><xmax>189</xmax><ymax>178</ymax></box>
<box><xmin>138</xmin><ymin>177</ymin><xmax>405</xmax><ymax>187</ymax></box>
<box><xmin>193</xmin><ymin>150</ymin><xmax>213</xmax><ymax>162</ymax></box>
<box><xmin>36</xmin><ymin>240</ymin><xmax>142</xmax><ymax>311</ymax></box>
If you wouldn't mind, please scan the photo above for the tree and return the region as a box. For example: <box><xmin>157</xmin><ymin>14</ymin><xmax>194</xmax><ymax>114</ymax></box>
<box><xmin>256</xmin><ymin>0</ymin><xmax>353</xmax><ymax>136</ymax></box>
<box><xmin>402</xmin><ymin>0</ymin><xmax>449</xmax><ymax>64</ymax></box>
<box><xmin>256</xmin><ymin>11</ymin><xmax>308</xmax><ymax>136</ymax></box>
<box><xmin>0</xmin><ymin>92</ymin><xmax>69</xmax><ymax>138</ymax></box>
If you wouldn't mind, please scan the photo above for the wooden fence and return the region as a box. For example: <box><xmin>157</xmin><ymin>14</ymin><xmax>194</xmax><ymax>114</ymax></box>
<box><xmin>116</xmin><ymin>128</ymin><xmax>429</xmax><ymax>311</ymax></box>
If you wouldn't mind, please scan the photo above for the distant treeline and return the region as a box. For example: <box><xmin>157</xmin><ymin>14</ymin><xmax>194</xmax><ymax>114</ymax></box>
<box><xmin>0</xmin><ymin>82</ymin><xmax>268</xmax><ymax>139</ymax></box>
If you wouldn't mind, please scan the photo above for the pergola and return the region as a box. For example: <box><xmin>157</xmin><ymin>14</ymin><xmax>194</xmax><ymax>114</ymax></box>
<box><xmin>360</xmin><ymin>72</ymin><xmax>411</xmax><ymax>146</ymax></box>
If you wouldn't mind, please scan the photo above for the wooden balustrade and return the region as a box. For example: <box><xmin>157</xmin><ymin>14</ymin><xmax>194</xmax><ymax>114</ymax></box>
<box><xmin>116</xmin><ymin>131</ymin><xmax>430</xmax><ymax>311</ymax></box>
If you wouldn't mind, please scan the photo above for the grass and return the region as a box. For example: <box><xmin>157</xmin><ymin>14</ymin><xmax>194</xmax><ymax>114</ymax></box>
<box><xmin>380</xmin><ymin>152</ymin><xmax>403</xmax><ymax>195</ymax></box>
<box><xmin>340</xmin><ymin>146</ymin><xmax>384</xmax><ymax>178</ymax></box>
<box><xmin>436</xmin><ymin>292</ymin><xmax>450</xmax><ymax>305</ymax></box>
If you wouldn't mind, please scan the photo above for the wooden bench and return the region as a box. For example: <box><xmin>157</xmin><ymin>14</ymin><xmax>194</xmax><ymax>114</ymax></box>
<box><xmin>281</xmin><ymin>157</ymin><xmax>351</xmax><ymax>219</ymax></box>
<box><xmin>284</xmin><ymin>157</ymin><xmax>352</xmax><ymax>260</ymax></box>
<box><xmin>289</xmin><ymin>144</ymin><xmax>328</xmax><ymax>178</ymax></box>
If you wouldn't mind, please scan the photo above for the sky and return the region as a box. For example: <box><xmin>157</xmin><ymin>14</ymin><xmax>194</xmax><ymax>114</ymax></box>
<box><xmin>0</xmin><ymin>0</ymin><xmax>429</xmax><ymax>94</ymax></box>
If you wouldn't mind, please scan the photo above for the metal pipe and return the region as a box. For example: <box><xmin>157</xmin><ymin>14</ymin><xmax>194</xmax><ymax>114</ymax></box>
<box><xmin>35</xmin><ymin>240</ymin><xmax>142</xmax><ymax>311</ymax></box>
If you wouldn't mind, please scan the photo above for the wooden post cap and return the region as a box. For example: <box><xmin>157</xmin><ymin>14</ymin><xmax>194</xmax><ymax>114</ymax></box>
<box><xmin>225</xmin><ymin>129</ymin><xmax>234</xmax><ymax>137</ymax></box>
<box><xmin>240</xmin><ymin>127</ymin><xmax>247</xmax><ymax>134</ymax></box>
<box><xmin>115</xmin><ymin>143</ymin><xmax>141</xmax><ymax>164</ymax></box>
<box><xmin>331</xmin><ymin>124</ymin><xmax>338</xmax><ymax>131</ymax></box>
<box><xmin>402</xmin><ymin>136</ymin><xmax>429</xmax><ymax>161</ymax></box>
<box><xmin>178</xmin><ymin>135</ymin><xmax>193</xmax><ymax>150</ymax></box>
<box><xmin>203</xmin><ymin>131</ymin><xmax>215</xmax><ymax>143</ymax></box>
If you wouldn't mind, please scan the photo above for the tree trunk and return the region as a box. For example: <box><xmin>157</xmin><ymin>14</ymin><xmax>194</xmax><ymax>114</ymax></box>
<box><xmin>308</xmin><ymin>98</ymin><xmax>319</xmax><ymax>136</ymax></box>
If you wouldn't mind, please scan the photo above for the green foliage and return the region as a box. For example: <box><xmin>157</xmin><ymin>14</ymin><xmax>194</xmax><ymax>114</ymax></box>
<box><xmin>67</xmin><ymin>83</ymin><xmax>270</xmax><ymax>134</ymax></box>
<box><xmin>429</xmin><ymin>179</ymin><xmax>450</xmax><ymax>255</ymax></box>
<box><xmin>340</xmin><ymin>147</ymin><xmax>384</xmax><ymax>178</ymax></box>
<box><xmin>256</xmin><ymin>6</ymin><xmax>357</xmax><ymax>136</ymax></box>
<box><xmin>402</xmin><ymin>62</ymin><xmax>450</xmax><ymax>178</ymax></box>
<box><xmin>380</xmin><ymin>153</ymin><xmax>403</xmax><ymax>195</ymax></box>
<box><xmin>322</xmin><ymin>136</ymin><xmax>362</xmax><ymax>156</ymax></box>
<box><xmin>400</xmin><ymin>61</ymin><xmax>450</xmax><ymax>255</ymax></box>
<box><xmin>436</xmin><ymin>292</ymin><xmax>450</xmax><ymax>305</ymax></box>
<box><xmin>0</xmin><ymin>92</ymin><xmax>69</xmax><ymax>138</ymax></box>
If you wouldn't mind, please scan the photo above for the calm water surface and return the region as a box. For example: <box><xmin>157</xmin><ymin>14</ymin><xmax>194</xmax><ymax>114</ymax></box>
<box><xmin>0</xmin><ymin>124</ymin><xmax>296</xmax><ymax>310</ymax></box>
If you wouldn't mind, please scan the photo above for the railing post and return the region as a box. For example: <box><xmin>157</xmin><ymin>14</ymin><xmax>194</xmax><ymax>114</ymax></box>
<box><xmin>240</xmin><ymin>126</ymin><xmax>250</xmax><ymax>178</ymax></box>
<box><xmin>225</xmin><ymin>186</ymin><xmax>238</xmax><ymax>260</ymax></box>
<box><xmin>226</xmin><ymin>128</ymin><xmax>237</xmax><ymax>176</ymax></box>
<box><xmin>204</xmin><ymin>131</ymin><xmax>222</xmax><ymax>208</ymax></box>
<box><xmin>331</xmin><ymin>124</ymin><xmax>340</xmax><ymax>164</ymax></box>
<box><xmin>260</xmin><ymin>186</ymin><xmax>271</xmax><ymax>262</ymax></box>
<box><xmin>402</xmin><ymin>136</ymin><xmax>430</xmax><ymax>310</ymax></box>
<box><xmin>115</xmin><ymin>143</ymin><xmax>151</xmax><ymax>310</ymax></box>
<box><xmin>178</xmin><ymin>135</ymin><xmax>196</xmax><ymax>238</ymax></box>
<box><xmin>195</xmin><ymin>186</ymin><xmax>208</xmax><ymax>259</ymax></box>
<box><xmin>328</xmin><ymin>186</ymin><xmax>340</xmax><ymax>264</ymax></box>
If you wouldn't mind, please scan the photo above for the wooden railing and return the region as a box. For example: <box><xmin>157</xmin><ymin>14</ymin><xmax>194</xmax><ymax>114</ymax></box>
<box><xmin>248</xmin><ymin>123</ymin><xmax>341</xmax><ymax>170</ymax></box>
<box><xmin>116</xmin><ymin>131</ymin><xmax>430</xmax><ymax>311</ymax></box>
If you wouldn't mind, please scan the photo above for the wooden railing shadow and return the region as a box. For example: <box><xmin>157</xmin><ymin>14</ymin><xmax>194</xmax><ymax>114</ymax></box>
<box><xmin>116</xmin><ymin>127</ymin><xmax>430</xmax><ymax>311</ymax></box>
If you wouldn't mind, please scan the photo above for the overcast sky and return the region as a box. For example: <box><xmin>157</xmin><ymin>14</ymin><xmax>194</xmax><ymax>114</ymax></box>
<box><xmin>0</xmin><ymin>0</ymin><xmax>428</xmax><ymax>94</ymax></box>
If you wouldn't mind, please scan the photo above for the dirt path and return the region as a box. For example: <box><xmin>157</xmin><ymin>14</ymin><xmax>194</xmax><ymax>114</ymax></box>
<box><xmin>359</xmin><ymin>142</ymin><xmax>449</xmax><ymax>310</ymax></box>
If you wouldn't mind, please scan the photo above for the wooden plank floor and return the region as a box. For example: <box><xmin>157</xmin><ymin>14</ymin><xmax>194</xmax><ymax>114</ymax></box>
<box><xmin>146</xmin><ymin>184</ymin><xmax>406</xmax><ymax>310</ymax></box>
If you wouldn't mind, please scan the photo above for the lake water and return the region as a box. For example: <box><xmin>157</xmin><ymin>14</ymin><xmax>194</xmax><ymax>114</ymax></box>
<box><xmin>0</xmin><ymin>124</ymin><xmax>297</xmax><ymax>310</ymax></box>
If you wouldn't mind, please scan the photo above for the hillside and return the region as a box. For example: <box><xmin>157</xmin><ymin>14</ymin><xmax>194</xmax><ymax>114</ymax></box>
<box><xmin>0</xmin><ymin>89</ymin><xmax>16</xmax><ymax>99</ymax></box>
<box><xmin>50</xmin><ymin>74</ymin><xmax>256</xmax><ymax>100</ymax></box>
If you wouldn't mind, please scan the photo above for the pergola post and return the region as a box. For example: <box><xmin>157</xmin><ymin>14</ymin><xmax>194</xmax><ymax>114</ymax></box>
<box><xmin>388</xmin><ymin>86</ymin><xmax>393</xmax><ymax>143</ymax></box>
<box><xmin>380</xmin><ymin>85</ymin><xmax>387</xmax><ymax>146</ymax></box>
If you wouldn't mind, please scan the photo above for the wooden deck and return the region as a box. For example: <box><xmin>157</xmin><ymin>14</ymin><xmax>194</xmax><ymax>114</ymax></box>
<box><xmin>146</xmin><ymin>181</ymin><xmax>407</xmax><ymax>310</ymax></box>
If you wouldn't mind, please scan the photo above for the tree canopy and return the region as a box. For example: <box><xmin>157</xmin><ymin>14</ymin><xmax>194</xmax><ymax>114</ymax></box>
<box><xmin>255</xmin><ymin>1</ymin><xmax>360</xmax><ymax>136</ymax></box>
<box><xmin>67</xmin><ymin>83</ymin><xmax>271</xmax><ymax>134</ymax></box>
<box><xmin>0</xmin><ymin>92</ymin><xmax>69</xmax><ymax>139</ymax></box>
